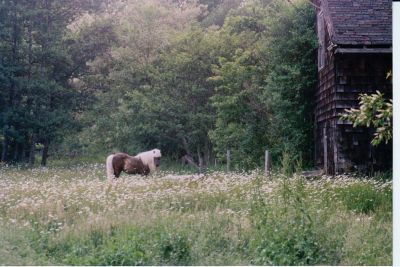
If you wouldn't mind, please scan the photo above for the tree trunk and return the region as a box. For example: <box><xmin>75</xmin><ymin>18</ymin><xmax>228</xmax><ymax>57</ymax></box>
<box><xmin>1</xmin><ymin>135</ymin><xmax>8</xmax><ymax>162</ymax></box>
<box><xmin>2</xmin><ymin>2</ymin><xmax>19</xmax><ymax>163</ymax></box>
<box><xmin>181</xmin><ymin>137</ymin><xmax>191</xmax><ymax>156</ymax></box>
<box><xmin>197</xmin><ymin>145</ymin><xmax>203</xmax><ymax>169</ymax></box>
<box><xmin>39</xmin><ymin>0</ymin><xmax>50</xmax><ymax>168</ymax></box>
<box><xmin>13</xmin><ymin>142</ymin><xmax>19</xmax><ymax>161</ymax></box>
<box><xmin>203</xmin><ymin>141</ymin><xmax>212</xmax><ymax>166</ymax></box>
<box><xmin>29</xmin><ymin>135</ymin><xmax>36</xmax><ymax>166</ymax></box>
<box><xmin>10</xmin><ymin>1</ymin><xmax>18</xmax><ymax>107</ymax></box>
<box><xmin>41</xmin><ymin>139</ymin><xmax>50</xmax><ymax>166</ymax></box>
<box><xmin>23</xmin><ymin>16</ymin><xmax>33</xmax><ymax>165</ymax></box>
<box><xmin>28</xmin><ymin>15</ymin><xmax>32</xmax><ymax>68</ymax></box>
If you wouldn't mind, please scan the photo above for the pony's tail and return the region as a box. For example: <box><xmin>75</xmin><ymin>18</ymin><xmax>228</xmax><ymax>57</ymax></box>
<box><xmin>106</xmin><ymin>154</ymin><xmax>115</xmax><ymax>181</ymax></box>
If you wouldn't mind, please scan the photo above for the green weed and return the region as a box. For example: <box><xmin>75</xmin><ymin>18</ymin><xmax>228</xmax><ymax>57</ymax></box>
<box><xmin>335</xmin><ymin>182</ymin><xmax>392</xmax><ymax>214</ymax></box>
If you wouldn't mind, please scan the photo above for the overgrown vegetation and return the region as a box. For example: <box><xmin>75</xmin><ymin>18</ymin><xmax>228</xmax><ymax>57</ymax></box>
<box><xmin>0</xmin><ymin>165</ymin><xmax>392</xmax><ymax>265</ymax></box>
<box><xmin>0</xmin><ymin>0</ymin><xmax>317</xmax><ymax>171</ymax></box>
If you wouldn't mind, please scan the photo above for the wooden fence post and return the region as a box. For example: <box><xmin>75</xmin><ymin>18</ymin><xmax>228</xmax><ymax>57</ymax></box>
<box><xmin>265</xmin><ymin>150</ymin><xmax>271</xmax><ymax>175</ymax></box>
<box><xmin>323</xmin><ymin>127</ymin><xmax>328</xmax><ymax>174</ymax></box>
<box><xmin>226</xmin><ymin>149</ymin><xmax>230</xmax><ymax>172</ymax></box>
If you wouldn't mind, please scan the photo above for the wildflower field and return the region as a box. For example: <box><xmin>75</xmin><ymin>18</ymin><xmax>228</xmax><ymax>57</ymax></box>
<box><xmin>0</xmin><ymin>164</ymin><xmax>392</xmax><ymax>265</ymax></box>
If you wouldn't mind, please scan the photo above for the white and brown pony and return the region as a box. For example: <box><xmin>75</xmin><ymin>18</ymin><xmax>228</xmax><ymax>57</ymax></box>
<box><xmin>106</xmin><ymin>149</ymin><xmax>161</xmax><ymax>181</ymax></box>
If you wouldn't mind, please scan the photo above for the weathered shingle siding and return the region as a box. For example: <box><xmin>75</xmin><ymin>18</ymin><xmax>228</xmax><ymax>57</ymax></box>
<box><xmin>316</xmin><ymin>53</ymin><xmax>392</xmax><ymax>173</ymax></box>
<box><xmin>334</xmin><ymin>53</ymin><xmax>392</xmax><ymax>113</ymax></box>
<box><xmin>334</xmin><ymin>53</ymin><xmax>392</xmax><ymax>173</ymax></box>
<box><xmin>315</xmin><ymin>5</ymin><xmax>337</xmax><ymax>173</ymax></box>
<box><xmin>314</xmin><ymin>0</ymin><xmax>392</xmax><ymax>174</ymax></box>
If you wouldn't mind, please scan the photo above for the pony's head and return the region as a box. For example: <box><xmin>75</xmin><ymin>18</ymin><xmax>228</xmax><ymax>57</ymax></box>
<box><xmin>135</xmin><ymin>149</ymin><xmax>162</xmax><ymax>172</ymax></box>
<box><xmin>152</xmin><ymin>149</ymin><xmax>162</xmax><ymax>167</ymax></box>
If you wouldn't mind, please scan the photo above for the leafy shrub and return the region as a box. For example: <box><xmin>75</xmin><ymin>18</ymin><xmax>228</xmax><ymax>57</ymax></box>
<box><xmin>157</xmin><ymin>233</ymin><xmax>191</xmax><ymax>265</ymax></box>
<box><xmin>99</xmin><ymin>244</ymin><xmax>147</xmax><ymax>265</ymax></box>
<box><xmin>28</xmin><ymin>224</ymin><xmax>192</xmax><ymax>266</ymax></box>
<box><xmin>249</xmin><ymin>179</ymin><xmax>331</xmax><ymax>265</ymax></box>
<box><xmin>251</xmin><ymin>220</ymin><xmax>324</xmax><ymax>265</ymax></box>
<box><xmin>341</xmin><ymin>91</ymin><xmax>392</xmax><ymax>146</ymax></box>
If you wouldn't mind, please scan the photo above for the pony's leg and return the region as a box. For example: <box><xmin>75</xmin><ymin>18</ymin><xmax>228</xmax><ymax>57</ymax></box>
<box><xmin>108</xmin><ymin>174</ymin><xmax>116</xmax><ymax>183</ymax></box>
<box><xmin>114</xmin><ymin>168</ymin><xmax>122</xmax><ymax>179</ymax></box>
<box><xmin>108</xmin><ymin>170</ymin><xmax>119</xmax><ymax>184</ymax></box>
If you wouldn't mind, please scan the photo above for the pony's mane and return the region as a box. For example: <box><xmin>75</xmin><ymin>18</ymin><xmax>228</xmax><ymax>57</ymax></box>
<box><xmin>135</xmin><ymin>149</ymin><xmax>161</xmax><ymax>172</ymax></box>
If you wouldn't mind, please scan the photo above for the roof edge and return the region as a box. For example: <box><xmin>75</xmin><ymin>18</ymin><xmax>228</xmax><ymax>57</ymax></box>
<box><xmin>319</xmin><ymin>0</ymin><xmax>337</xmax><ymax>43</ymax></box>
<box><xmin>335</xmin><ymin>47</ymin><xmax>392</xmax><ymax>54</ymax></box>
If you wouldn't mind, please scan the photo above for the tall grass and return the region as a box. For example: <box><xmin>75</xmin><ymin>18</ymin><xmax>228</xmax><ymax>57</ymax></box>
<box><xmin>0</xmin><ymin>164</ymin><xmax>392</xmax><ymax>265</ymax></box>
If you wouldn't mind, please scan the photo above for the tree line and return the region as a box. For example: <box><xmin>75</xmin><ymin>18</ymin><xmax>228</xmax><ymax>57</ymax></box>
<box><xmin>0</xmin><ymin>0</ymin><xmax>318</xmax><ymax>170</ymax></box>
<box><xmin>0</xmin><ymin>0</ymin><xmax>115</xmax><ymax>165</ymax></box>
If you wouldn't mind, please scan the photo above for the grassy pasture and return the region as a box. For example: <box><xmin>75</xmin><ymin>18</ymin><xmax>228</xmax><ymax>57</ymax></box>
<box><xmin>0</xmin><ymin>164</ymin><xmax>392</xmax><ymax>265</ymax></box>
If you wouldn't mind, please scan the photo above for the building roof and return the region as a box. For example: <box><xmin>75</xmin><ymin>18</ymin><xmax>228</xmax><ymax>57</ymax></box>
<box><xmin>319</xmin><ymin>0</ymin><xmax>392</xmax><ymax>46</ymax></box>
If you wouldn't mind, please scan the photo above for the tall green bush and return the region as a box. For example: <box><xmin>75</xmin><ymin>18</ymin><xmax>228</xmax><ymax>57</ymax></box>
<box><xmin>210</xmin><ymin>0</ymin><xmax>317</xmax><ymax>169</ymax></box>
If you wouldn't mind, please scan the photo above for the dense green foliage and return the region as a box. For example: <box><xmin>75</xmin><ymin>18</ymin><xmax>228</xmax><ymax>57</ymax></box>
<box><xmin>0</xmin><ymin>0</ymin><xmax>114</xmax><ymax>165</ymax></box>
<box><xmin>1</xmin><ymin>0</ymin><xmax>317</xmax><ymax>170</ymax></box>
<box><xmin>210</xmin><ymin>1</ymin><xmax>317</xmax><ymax>169</ymax></box>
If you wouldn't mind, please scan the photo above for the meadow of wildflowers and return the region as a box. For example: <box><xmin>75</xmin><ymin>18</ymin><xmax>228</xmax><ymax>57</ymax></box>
<box><xmin>0</xmin><ymin>164</ymin><xmax>392</xmax><ymax>265</ymax></box>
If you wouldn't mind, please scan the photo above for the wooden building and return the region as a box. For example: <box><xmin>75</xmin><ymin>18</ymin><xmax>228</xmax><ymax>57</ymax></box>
<box><xmin>314</xmin><ymin>0</ymin><xmax>392</xmax><ymax>174</ymax></box>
